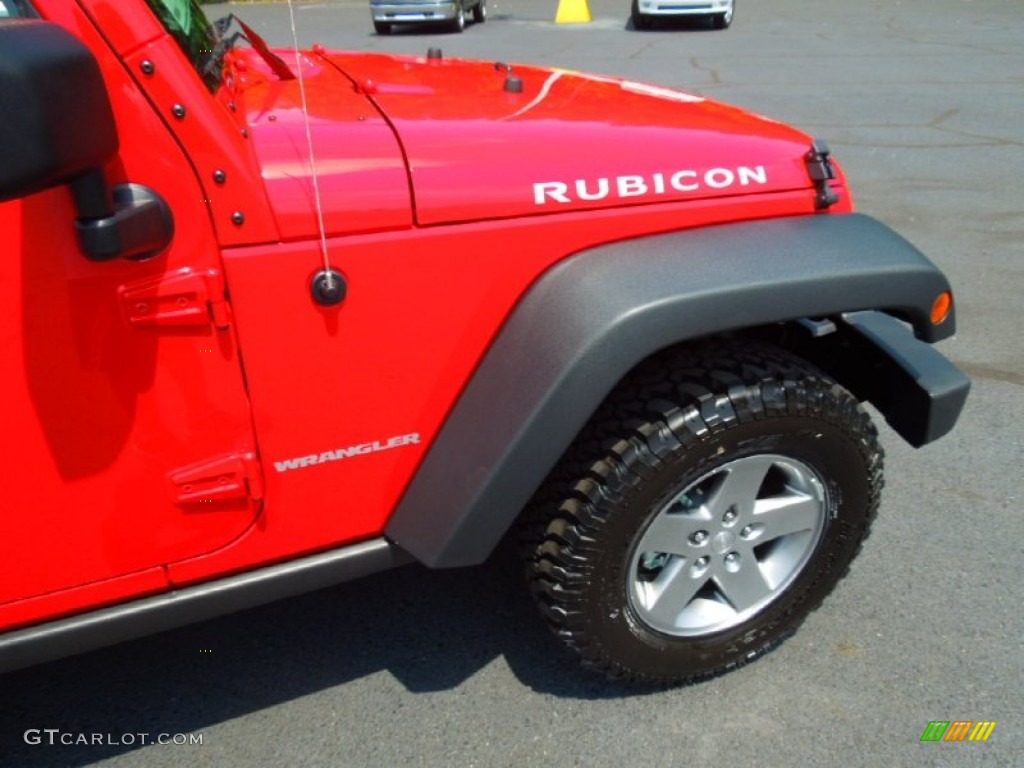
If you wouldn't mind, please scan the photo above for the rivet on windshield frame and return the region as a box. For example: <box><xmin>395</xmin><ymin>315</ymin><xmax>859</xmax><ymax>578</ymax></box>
<box><xmin>268</xmin><ymin>115</ymin><xmax>277</xmax><ymax>122</ymax></box>
<box><xmin>228</xmin><ymin>101</ymin><xmax>237</xmax><ymax>112</ymax></box>
<box><xmin>172</xmin><ymin>104</ymin><xmax>187</xmax><ymax>120</ymax></box>
<box><xmin>140</xmin><ymin>60</ymin><xmax>155</xmax><ymax>76</ymax></box>
<box><xmin>241</xmin><ymin>129</ymin><xmax>249</xmax><ymax>138</ymax></box>
<box><xmin>231</xmin><ymin>212</ymin><xmax>245</xmax><ymax>226</ymax></box>
<box><xmin>213</xmin><ymin>170</ymin><xmax>227</xmax><ymax>185</ymax></box>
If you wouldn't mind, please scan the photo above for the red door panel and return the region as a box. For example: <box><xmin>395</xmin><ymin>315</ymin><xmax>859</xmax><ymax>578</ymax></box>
<box><xmin>0</xmin><ymin>4</ymin><xmax>259</xmax><ymax>624</ymax></box>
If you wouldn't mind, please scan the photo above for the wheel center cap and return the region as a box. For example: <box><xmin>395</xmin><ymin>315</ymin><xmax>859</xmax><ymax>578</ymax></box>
<box><xmin>712</xmin><ymin>531</ymin><xmax>735</xmax><ymax>554</ymax></box>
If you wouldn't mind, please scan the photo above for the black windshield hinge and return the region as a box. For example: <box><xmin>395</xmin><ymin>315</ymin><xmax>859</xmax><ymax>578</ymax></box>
<box><xmin>805</xmin><ymin>139</ymin><xmax>841</xmax><ymax>210</ymax></box>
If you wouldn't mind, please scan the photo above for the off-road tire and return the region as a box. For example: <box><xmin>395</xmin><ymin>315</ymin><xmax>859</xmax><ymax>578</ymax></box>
<box><xmin>522</xmin><ymin>340</ymin><xmax>883</xmax><ymax>685</ymax></box>
<box><xmin>473</xmin><ymin>0</ymin><xmax>486</xmax><ymax>24</ymax></box>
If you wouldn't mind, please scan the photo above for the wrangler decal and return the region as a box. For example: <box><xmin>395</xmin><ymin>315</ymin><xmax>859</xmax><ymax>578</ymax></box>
<box><xmin>274</xmin><ymin>433</ymin><xmax>421</xmax><ymax>473</ymax></box>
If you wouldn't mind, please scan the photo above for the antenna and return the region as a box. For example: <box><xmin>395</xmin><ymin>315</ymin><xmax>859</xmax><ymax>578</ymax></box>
<box><xmin>285</xmin><ymin>0</ymin><xmax>346</xmax><ymax>307</ymax></box>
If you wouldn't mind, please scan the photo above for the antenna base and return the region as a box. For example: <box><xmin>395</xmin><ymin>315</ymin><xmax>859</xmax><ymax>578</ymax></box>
<box><xmin>311</xmin><ymin>269</ymin><xmax>347</xmax><ymax>307</ymax></box>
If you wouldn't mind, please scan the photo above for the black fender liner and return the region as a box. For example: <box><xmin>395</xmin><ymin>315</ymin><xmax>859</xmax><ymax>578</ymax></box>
<box><xmin>386</xmin><ymin>213</ymin><xmax>964</xmax><ymax>568</ymax></box>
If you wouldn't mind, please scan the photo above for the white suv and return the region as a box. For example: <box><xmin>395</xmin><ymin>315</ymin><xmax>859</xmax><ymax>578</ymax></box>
<box><xmin>631</xmin><ymin>0</ymin><xmax>734</xmax><ymax>30</ymax></box>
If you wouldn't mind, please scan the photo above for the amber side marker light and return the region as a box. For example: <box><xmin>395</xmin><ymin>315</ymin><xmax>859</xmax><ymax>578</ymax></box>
<box><xmin>931</xmin><ymin>291</ymin><xmax>953</xmax><ymax>325</ymax></box>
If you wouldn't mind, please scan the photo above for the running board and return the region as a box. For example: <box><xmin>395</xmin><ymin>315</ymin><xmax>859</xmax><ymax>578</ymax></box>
<box><xmin>0</xmin><ymin>538</ymin><xmax>413</xmax><ymax>674</ymax></box>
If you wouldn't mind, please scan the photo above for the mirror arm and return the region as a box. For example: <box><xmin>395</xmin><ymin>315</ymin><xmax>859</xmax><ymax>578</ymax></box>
<box><xmin>70</xmin><ymin>168</ymin><xmax>114</xmax><ymax>221</ymax></box>
<box><xmin>71</xmin><ymin>174</ymin><xmax>174</xmax><ymax>262</ymax></box>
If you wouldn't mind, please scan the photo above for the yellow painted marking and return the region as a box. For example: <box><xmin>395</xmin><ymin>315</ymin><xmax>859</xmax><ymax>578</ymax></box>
<box><xmin>968</xmin><ymin>721</ymin><xmax>997</xmax><ymax>742</ymax></box>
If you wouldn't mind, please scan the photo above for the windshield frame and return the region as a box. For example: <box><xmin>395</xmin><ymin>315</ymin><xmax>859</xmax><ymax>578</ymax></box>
<box><xmin>143</xmin><ymin>0</ymin><xmax>223</xmax><ymax>91</ymax></box>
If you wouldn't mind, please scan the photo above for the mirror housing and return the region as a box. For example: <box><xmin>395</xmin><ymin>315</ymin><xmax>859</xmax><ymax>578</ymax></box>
<box><xmin>0</xmin><ymin>20</ymin><xmax>118</xmax><ymax>203</ymax></box>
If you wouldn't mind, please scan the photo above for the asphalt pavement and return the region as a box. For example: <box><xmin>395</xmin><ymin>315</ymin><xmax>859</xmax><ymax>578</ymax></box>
<box><xmin>1</xmin><ymin>0</ymin><xmax>1022</xmax><ymax>766</ymax></box>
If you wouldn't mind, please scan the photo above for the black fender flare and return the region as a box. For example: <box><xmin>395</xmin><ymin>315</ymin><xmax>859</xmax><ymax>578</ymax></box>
<box><xmin>386</xmin><ymin>213</ymin><xmax>961</xmax><ymax>568</ymax></box>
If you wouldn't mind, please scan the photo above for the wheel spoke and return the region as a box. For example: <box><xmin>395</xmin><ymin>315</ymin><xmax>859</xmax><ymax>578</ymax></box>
<box><xmin>715</xmin><ymin>560</ymin><xmax>773</xmax><ymax>613</ymax></box>
<box><xmin>641</xmin><ymin>561</ymin><xmax>708</xmax><ymax>629</ymax></box>
<box><xmin>706</xmin><ymin>456</ymin><xmax>773</xmax><ymax>517</ymax></box>
<box><xmin>753</xmin><ymin>493</ymin><xmax>822</xmax><ymax>541</ymax></box>
<box><xmin>639</xmin><ymin>511</ymin><xmax>704</xmax><ymax>557</ymax></box>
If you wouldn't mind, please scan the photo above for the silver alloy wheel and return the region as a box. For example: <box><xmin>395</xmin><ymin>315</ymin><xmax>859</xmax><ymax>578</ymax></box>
<box><xmin>628</xmin><ymin>454</ymin><xmax>827</xmax><ymax>637</ymax></box>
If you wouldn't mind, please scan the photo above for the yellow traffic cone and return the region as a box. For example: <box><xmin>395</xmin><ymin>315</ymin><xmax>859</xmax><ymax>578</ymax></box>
<box><xmin>555</xmin><ymin>0</ymin><xmax>592</xmax><ymax>23</ymax></box>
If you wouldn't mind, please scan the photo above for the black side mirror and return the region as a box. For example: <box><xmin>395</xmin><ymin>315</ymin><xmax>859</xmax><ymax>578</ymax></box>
<box><xmin>0</xmin><ymin>20</ymin><xmax>173</xmax><ymax>261</ymax></box>
<box><xmin>0</xmin><ymin>19</ymin><xmax>118</xmax><ymax>202</ymax></box>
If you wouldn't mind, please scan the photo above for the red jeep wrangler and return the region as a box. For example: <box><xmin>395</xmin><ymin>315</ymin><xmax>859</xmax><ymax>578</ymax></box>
<box><xmin>0</xmin><ymin>0</ymin><xmax>969</xmax><ymax>685</ymax></box>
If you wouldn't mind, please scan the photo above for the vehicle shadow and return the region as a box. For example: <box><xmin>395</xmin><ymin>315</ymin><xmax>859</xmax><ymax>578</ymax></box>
<box><xmin>0</xmin><ymin>552</ymin><xmax>663</xmax><ymax>766</ymax></box>
<box><xmin>627</xmin><ymin>17</ymin><xmax>720</xmax><ymax>32</ymax></box>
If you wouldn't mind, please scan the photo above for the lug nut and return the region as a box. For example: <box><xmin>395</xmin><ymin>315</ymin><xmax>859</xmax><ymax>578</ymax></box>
<box><xmin>696</xmin><ymin>556</ymin><xmax>710</xmax><ymax>567</ymax></box>
<box><xmin>725</xmin><ymin>552</ymin><xmax>740</xmax><ymax>565</ymax></box>
<box><xmin>690</xmin><ymin>531</ymin><xmax>708</xmax><ymax>545</ymax></box>
<box><xmin>723</xmin><ymin>508</ymin><xmax>737</xmax><ymax>524</ymax></box>
<box><xmin>740</xmin><ymin>525</ymin><xmax>754</xmax><ymax>537</ymax></box>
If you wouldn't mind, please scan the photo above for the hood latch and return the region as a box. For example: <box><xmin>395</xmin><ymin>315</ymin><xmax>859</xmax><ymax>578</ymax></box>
<box><xmin>806</xmin><ymin>139</ymin><xmax>840</xmax><ymax>210</ymax></box>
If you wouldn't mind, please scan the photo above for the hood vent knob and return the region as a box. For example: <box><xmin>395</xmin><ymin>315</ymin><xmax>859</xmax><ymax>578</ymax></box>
<box><xmin>504</xmin><ymin>75</ymin><xmax>524</xmax><ymax>93</ymax></box>
<box><xmin>427</xmin><ymin>47</ymin><xmax>443</xmax><ymax>60</ymax></box>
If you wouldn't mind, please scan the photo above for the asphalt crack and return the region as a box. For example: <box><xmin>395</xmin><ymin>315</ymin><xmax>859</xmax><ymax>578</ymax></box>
<box><xmin>689</xmin><ymin>56</ymin><xmax>722</xmax><ymax>85</ymax></box>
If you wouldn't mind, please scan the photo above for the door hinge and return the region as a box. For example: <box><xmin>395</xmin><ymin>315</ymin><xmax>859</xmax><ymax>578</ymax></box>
<box><xmin>171</xmin><ymin>452</ymin><xmax>265</xmax><ymax>506</ymax></box>
<box><xmin>120</xmin><ymin>267</ymin><xmax>232</xmax><ymax>330</ymax></box>
<box><xmin>805</xmin><ymin>139</ymin><xmax>841</xmax><ymax>210</ymax></box>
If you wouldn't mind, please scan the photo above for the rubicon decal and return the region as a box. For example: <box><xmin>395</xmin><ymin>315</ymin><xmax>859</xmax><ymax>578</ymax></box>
<box><xmin>533</xmin><ymin>165</ymin><xmax>768</xmax><ymax>205</ymax></box>
<box><xmin>274</xmin><ymin>433</ymin><xmax>421</xmax><ymax>473</ymax></box>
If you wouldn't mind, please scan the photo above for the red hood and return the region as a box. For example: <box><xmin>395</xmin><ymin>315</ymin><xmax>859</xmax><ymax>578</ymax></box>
<box><xmin>324</xmin><ymin>52</ymin><xmax>817</xmax><ymax>225</ymax></box>
<box><xmin>235</xmin><ymin>49</ymin><xmax>819</xmax><ymax>235</ymax></box>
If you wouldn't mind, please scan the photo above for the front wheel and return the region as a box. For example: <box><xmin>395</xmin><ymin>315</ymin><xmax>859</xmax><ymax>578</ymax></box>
<box><xmin>523</xmin><ymin>341</ymin><xmax>883</xmax><ymax>685</ymax></box>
